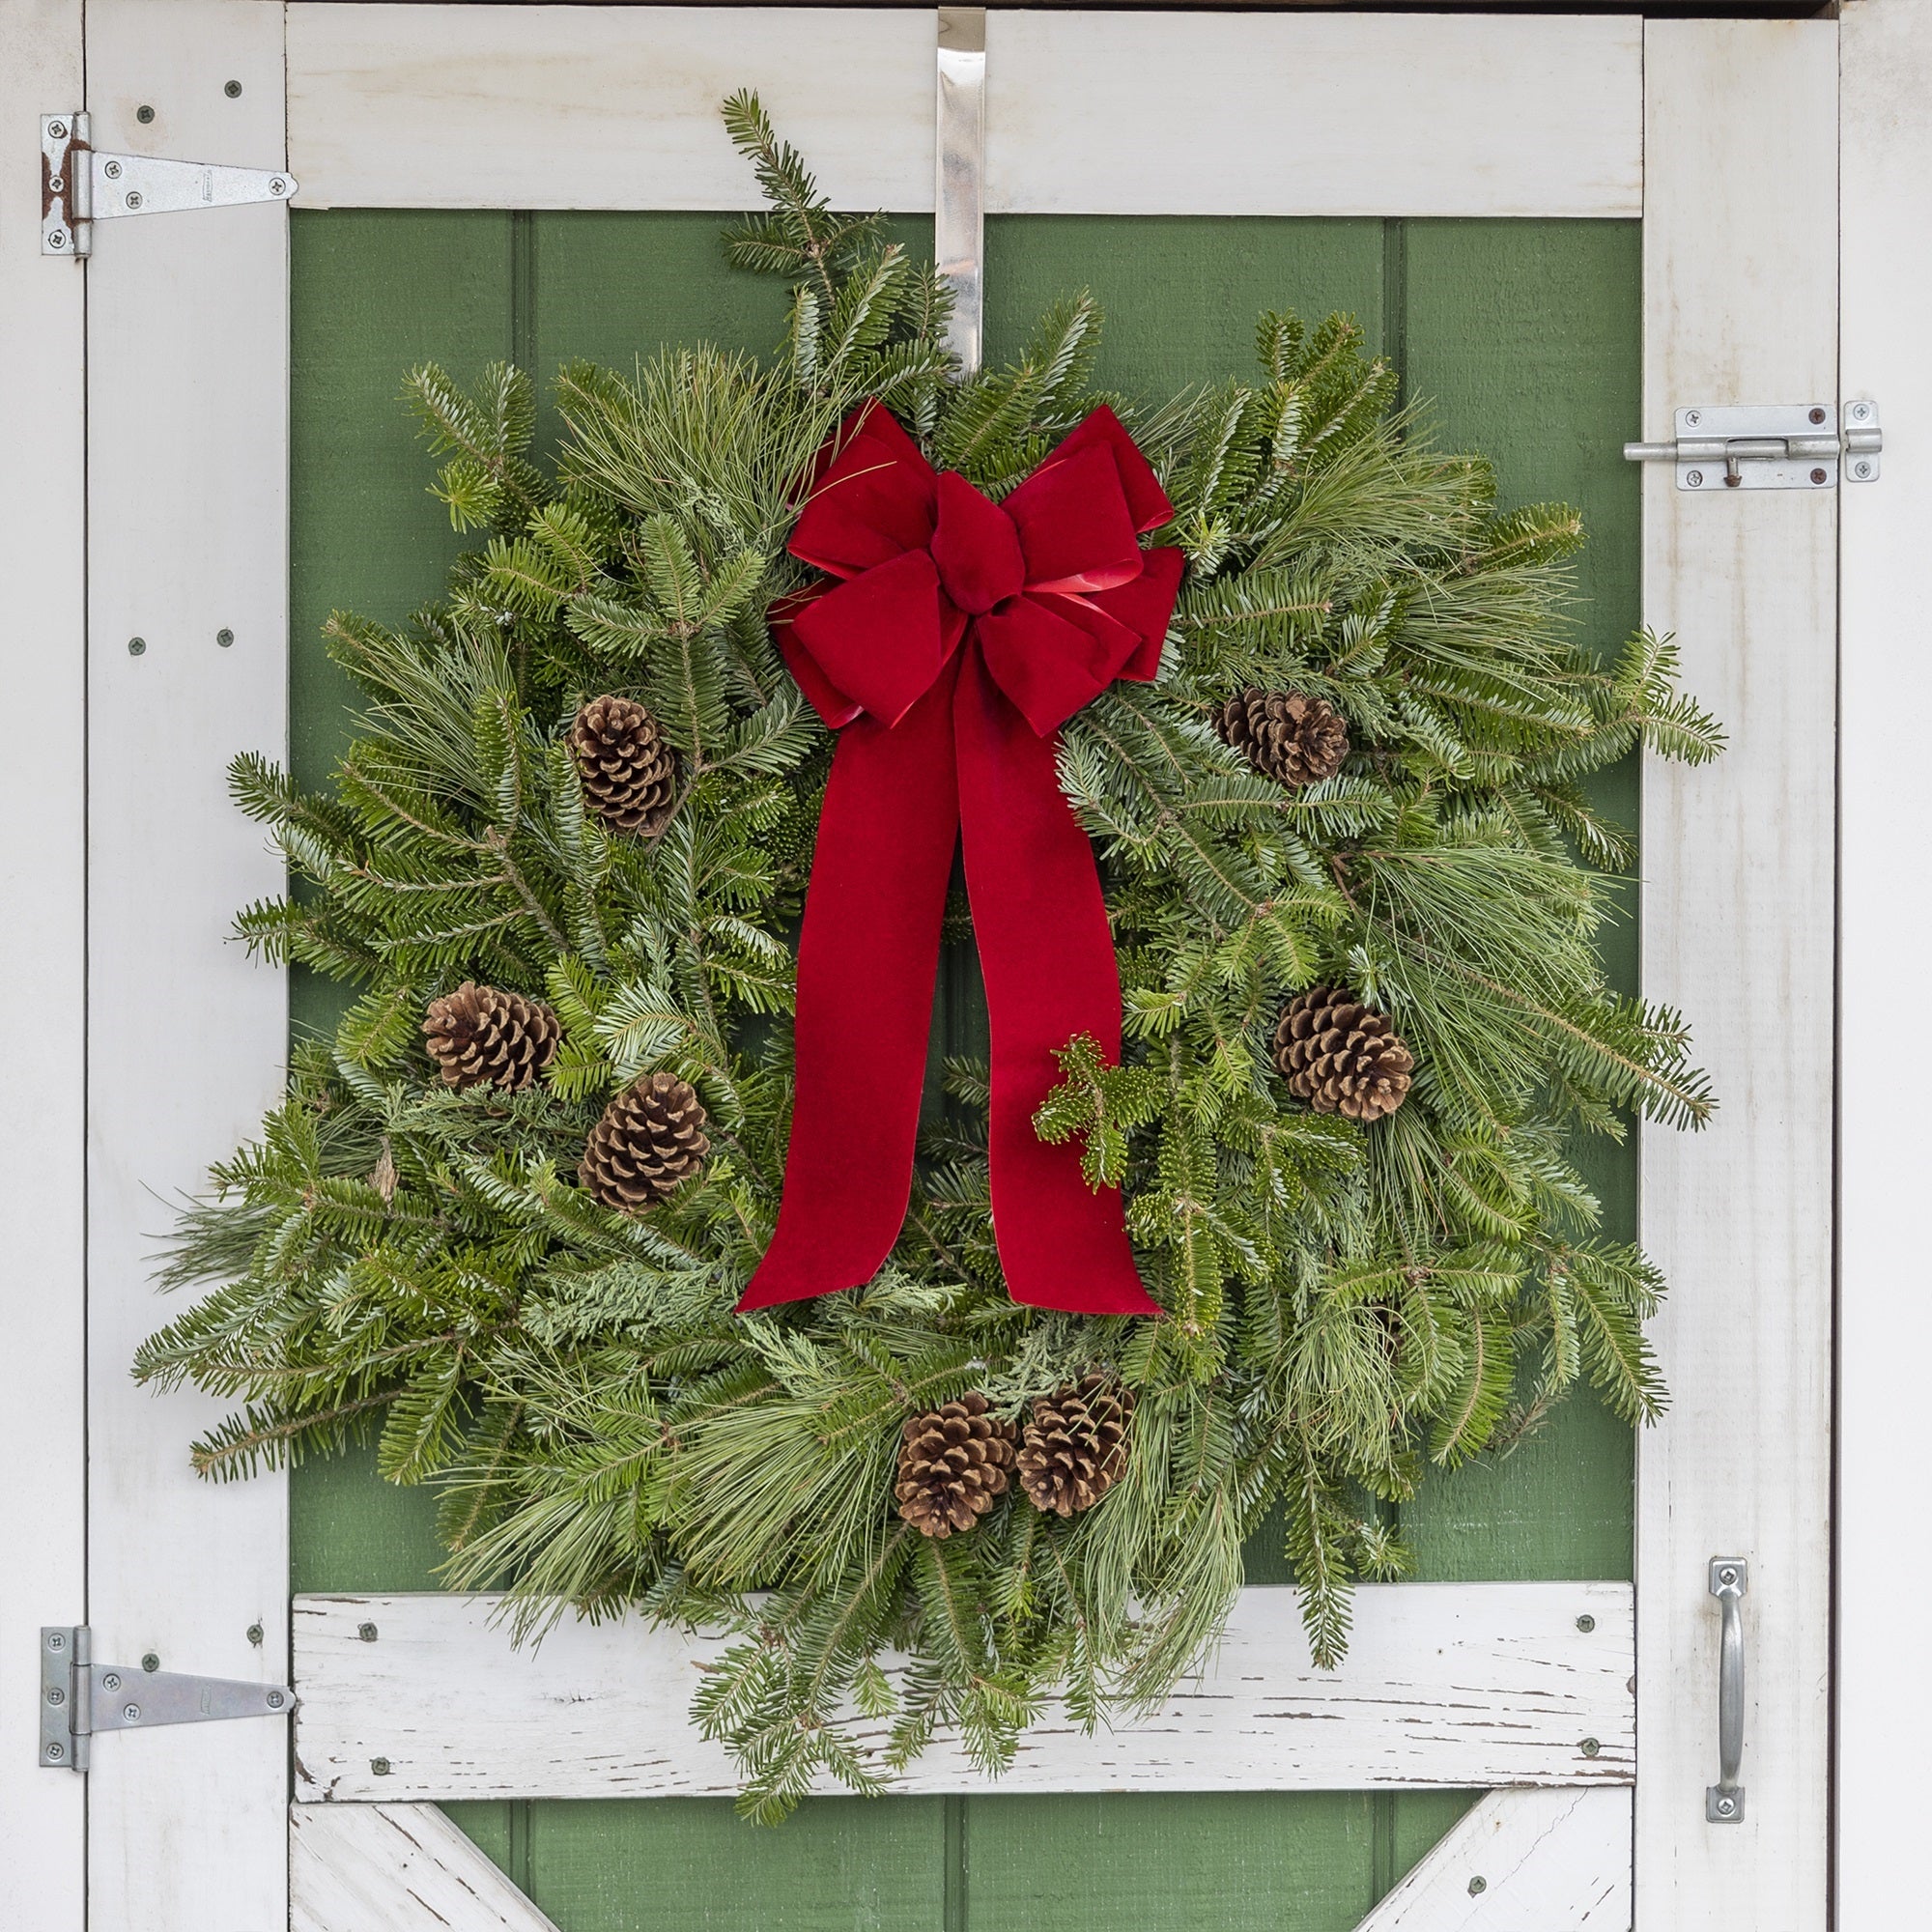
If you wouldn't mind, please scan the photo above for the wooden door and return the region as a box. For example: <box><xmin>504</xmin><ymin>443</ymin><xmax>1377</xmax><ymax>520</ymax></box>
<box><xmin>2</xmin><ymin>7</ymin><xmax>1862</xmax><ymax>1930</ymax></box>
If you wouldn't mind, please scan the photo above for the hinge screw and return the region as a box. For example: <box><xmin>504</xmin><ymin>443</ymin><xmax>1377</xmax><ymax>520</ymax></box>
<box><xmin>46</xmin><ymin>1686</ymin><xmax>66</xmax><ymax>1707</ymax></box>
<box><xmin>371</xmin><ymin>1757</ymin><xmax>391</xmax><ymax>1776</ymax></box>
<box><xmin>125</xmin><ymin>191</ymin><xmax>143</xmax><ymax>211</ymax></box>
<box><xmin>122</xmin><ymin>1704</ymin><xmax>141</xmax><ymax>1723</ymax></box>
<box><xmin>1809</xmin><ymin>468</ymin><xmax>1828</xmax><ymax>486</ymax></box>
<box><xmin>101</xmin><ymin>1672</ymin><xmax>121</xmax><ymax>1691</ymax></box>
<box><xmin>267</xmin><ymin>1690</ymin><xmax>285</xmax><ymax>1710</ymax></box>
<box><xmin>1808</xmin><ymin>407</ymin><xmax>1828</xmax><ymax>425</ymax></box>
<box><xmin>48</xmin><ymin>230</ymin><xmax>67</xmax><ymax>249</ymax></box>
<box><xmin>136</xmin><ymin>105</ymin><xmax>155</xmax><ymax>125</ymax></box>
<box><xmin>48</xmin><ymin>119</ymin><xmax>68</xmax><ymax>140</ymax></box>
<box><xmin>224</xmin><ymin>80</ymin><xmax>243</xmax><ymax>99</ymax></box>
<box><xmin>46</xmin><ymin>1633</ymin><xmax>67</xmax><ymax>1653</ymax></box>
<box><xmin>1684</xmin><ymin>411</ymin><xmax>1701</xmax><ymax>426</ymax></box>
<box><xmin>1467</xmin><ymin>1876</ymin><xmax>1488</xmax><ymax>1896</ymax></box>
<box><xmin>1851</xmin><ymin>402</ymin><xmax>1872</xmax><ymax>421</ymax></box>
<box><xmin>47</xmin><ymin>173</ymin><xmax>64</xmax><ymax>193</ymax></box>
<box><xmin>45</xmin><ymin>1741</ymin><xmax>64</xmax><ymax>1761</ymax></box>
<box><xmin>1580</xmin><ymin>1737</ymin><xmax>1601</xmax><ymax>1758</ymax></box>
<box><xmin>102</xmin><ymin>159</ymin><xmax>122</xmax><ymax>181</ymax></box>
<box><xmin>1855</xmin><ymin>461</ymin><xmax>1873</xmax><ymax>480</ymax></box>
<box><xmin>141</xmin><ymin>1653</ymin><xmax>159</xmax><ymax>1673</ymax></box>
<box><xmin>270</xmin><ymin>179</ymin><xmax>288</xmax><ymax>197</ymax></box>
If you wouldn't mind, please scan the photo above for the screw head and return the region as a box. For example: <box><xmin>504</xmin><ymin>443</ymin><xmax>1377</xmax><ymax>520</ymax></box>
<box><xmin>46</xmin><ymin>1686</ymin><xmax>66</xmax><ymax>1707</ymax></box>
<box><xmin>127</xmin><ymin>637</ymin><xmax>146</xmax><ymax>656</ymax></box>
<box><xmin>48</xmin><ymin>172</ymin><xmax>64</xmax><ymax>193</ymax></box>
<box><xmin>247</xmin><ymin>1623</ymin><xmax>265</xmax><ymax>1647</ymax></box>
<box><xmin>124</xmin><ymin>190</ymin><xmax>142</xmax><ymax>210</ymax></box>
<box><xmin>1580</xmin><ymin>1737</ymin><xmax>1601</xmax><ymax>1758</ymax></box>
<box><xmin>48</xmin><ymin>229</ymin><xmax>67</xmax><ymax>249</ymax></box>
<box><xmin>1809</xmin><ymin>407</ymin><xmax>1828</xmax><ymax>425</ymax></box>
<box><xmin>1577</xmin><ymin>1613</ymin><xmax>1596</xmax><ymax>1633</ymax></box>
<box><xmin>101</xmin><ymin>1672</ymin><xmax>121</xmax><ymax>1692</ymax></box>
<box><xmin>270</xmin><ymin>178</ymin><xmax>288</xmax><ymax>197</ymax></box>
<box><xmin>45</xmin><ymin>1741</ymin><xmax>64</xmax><ymax>1761</ymax></box>
<box><xmin>1716</xmin><ymin>1795</ymin><xmax>1738</xmax><ymax>1818</ymax></box>
<box><xmin>358</xmin><ymin>1622</ymin><xmax>380</xmax><ymax>1643</ymax></box>
<box><xmin>266</xmin><ymin>1690</ymin><xmax>285</xmax><ymax>1710</ymax></box>
<box><xmin>102</xmin><ymin>158</ymin><xmax>122</xmax><ymax>180</ymax></box>
<box><xmin>122</xmin><ymin>1703</ymin><xmax>141</xmax><ymax>1723</ymax></box>
<box><xmin>46</xmin><ymin>1633</ymin><xmax>67</xmax><ymax>1653</ymax></box>
<box><xmin>1810</xmin><ymin>468</ymin><xmax>1829</xmax><ymax>485</ymax></box>
<box><xmin>141</xmin><ymin>1653</ymin><xmax>159</xmax><ymax>1673</ymax></box>
<box><xmin>48</xmin><ymin>119</ymin><xmax>68</xmax><ymax>140</ymax></box>
<box><xmin>1718</xmin><ymin>1565</ymin><xmax>1739</xmax><ymax>1587</ymax></box>
<box><xmin>224</xmin><ymin>80</ymin><xmax>243</xmax><ymax>99</ymax></box>
<box><xmin>371</xmin><ymin>1757</ymin><xmax>392</xmax><ymax>1776</ymax></box>
<box><xmin>216</xmin><ymin>628</ymin><xmax>234</xmax><ymax>648</ymax></box>
<box><xmin>1855</xmin><ymin>461</ymin><xmax>1873</xmax><ymax>480</ymax></box>
<box><xmin>1685</xmin><ymin>469</ymin><xmax>1704</xmax><ymax>488</ymax></box>
<box><xmin>1467</xmin><ymin>1876</ymin><xmax>1488</xmax><ymax>1896</ymax></box>
<box><xmin>1853</xmin><ymin>402</ymin><xmax>1871</xmax><ymax>420</ymax></box>
<box><xmin>1685</xmin><ymin>411</ymin><xmax>1701</xmax><ymax>427</ymax></box>
<box><xmin>136</xmin><ymin>104</ymin><xmax>156</xmax><ymax>125</ymax></box>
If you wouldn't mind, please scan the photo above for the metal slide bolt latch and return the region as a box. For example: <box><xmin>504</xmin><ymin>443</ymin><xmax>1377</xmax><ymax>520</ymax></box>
<box><xmin>1706</xmin><ymin>1559</ymin><xmax>1747</xmax><ymax>1822</ymax></box>
<box><xmin>41</xmin><ymin>1627</ymin><xmax>296</xmax><ymax>1773</ymax></box>
<box><xmin>42</xmin><ymin>112</ymin><xmax>297</xmax><ymax>258</ymax></box>
<box><xmin>1625</xmin><ymin>405</ymin><xmax>1882</xmax><ymax>491</ymax></box>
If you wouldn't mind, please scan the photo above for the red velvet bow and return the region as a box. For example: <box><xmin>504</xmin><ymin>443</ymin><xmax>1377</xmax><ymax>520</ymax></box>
<box><xmin>737</xmin><ymin>402</ymin><xmax>1183</xmax><ymax>1316</ymax></box>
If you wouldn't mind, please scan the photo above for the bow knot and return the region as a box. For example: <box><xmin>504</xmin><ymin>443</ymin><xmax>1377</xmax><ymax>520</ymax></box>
<box><xmin>739</xmin><ymin>402</ymin><xmax>1183</xmax><ymax>1319</ymax></box>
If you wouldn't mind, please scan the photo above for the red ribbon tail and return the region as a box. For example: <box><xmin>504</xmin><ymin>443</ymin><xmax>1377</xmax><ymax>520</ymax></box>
<box><xmin>736</xmin><ymin>669</ymin><xmax>960</xmax><ymax>1313</ymax></box>
<box><xmin>952</xmin><ymin>650</ymin><xmax>1160</xmax><ymax>1317</ymax></box>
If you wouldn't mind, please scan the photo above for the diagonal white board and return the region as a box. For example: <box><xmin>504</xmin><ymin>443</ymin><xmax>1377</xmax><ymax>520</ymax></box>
<box><xmin>294</xmin><ymin>1582</ymin><xmax>1632</xmax><ymax>1803</ymax></box>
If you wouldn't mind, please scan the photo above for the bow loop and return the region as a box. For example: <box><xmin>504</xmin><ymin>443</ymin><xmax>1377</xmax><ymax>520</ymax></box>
<box><xmin>931</xmin><ymin>470</ymin><xmax>1026</xmax><ymax>615</ymax></box>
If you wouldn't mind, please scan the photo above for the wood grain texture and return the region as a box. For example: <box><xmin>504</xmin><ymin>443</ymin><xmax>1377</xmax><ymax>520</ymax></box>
<box><xmin>1636</xmin><ymin>20</ymin><xmax>1835</xmax><ymax>1931</ymax></box>
<box><xmin>285</xmin><ymin>5</ymin><xmax>1639</xmax><ymax>218</ymax></box>
<box><xmin>292</xmin><ymin>1584</ymin><xmax>1633</xmax><ymax>1803</ymax></box>
<box><xmin>293</xmin><ymin>1804</ymin><xmax>562</xmax><ymax>1932</ymax></box>
<box><xmin>1838</xmin><ymin>4</ymin><xmax>1930</xmax><ymax>1924</ymax></box>
<box><xmin>84</xmin><ymin>6</ymin><xmax>292</xmax><ymax>1927</ymax></box>
<box><xmin>1355</xmin><ymin>1787</ymin><xmax>1632</xmax><ymax>1930</ymax></box>
<box><xmin>0</xmin><ymin>1</ymin><xmax>87</xmax><ymax>1924</ymax></box>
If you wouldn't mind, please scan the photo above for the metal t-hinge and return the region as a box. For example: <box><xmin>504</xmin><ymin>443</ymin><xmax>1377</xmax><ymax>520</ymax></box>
<box><xmin>42</xmin><ymin>111</ymin><xmax>297</xmax><ymax>258</ymax></box>
<box><xmin>40</xmin><ymin>1627</ymin><xmax>296</xmax><ymax>1772</ymax></box>
<box><xmin>1625</xmin><ymin>403</ymin><xmax>1882</xmax><ymax>491</ymax></box>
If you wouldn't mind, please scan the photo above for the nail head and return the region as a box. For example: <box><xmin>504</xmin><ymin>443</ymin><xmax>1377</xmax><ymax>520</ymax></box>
<box><xmin>1580</xmin><ymin>1737</ymin><xmax>1601</xmax><ymax>1758</ymax></box>
<box><xmin>1576</xmin><ymin>1613</ymin><xmax>1596</xmax><ymax>1633</ymax></box>
<box><xmin>136</xmin><ymin>104</ymin><xmax>156</xmax><ymax>125</ymax></box>
<box><xmin>224</xmin><ymin>80</ymin><xmax>243</xmax><ymax>99</ymax></box>
<box><xmin>141</xmin><ymin>1653</ymin><xmax>159</xmax><ymax>1673</ymax></box>
<box><xmin>127</xmin><ymin>637</ymin><xmax>146</xmax><ymax>656</ymax></box>
<box><xmin>1467</xmin><ymin>1876</ymin><xmax>1488</xmax><ymax>1896</ymax></box>
<box><xmin>371</xmin><ymin>1756</ymin><xmax>392</xmax><ymax>1776</ymax></box>
<box><xmin>216</xmin><ymin>628</ymin><xmax>235</xmax><ymax>648</ymax></box>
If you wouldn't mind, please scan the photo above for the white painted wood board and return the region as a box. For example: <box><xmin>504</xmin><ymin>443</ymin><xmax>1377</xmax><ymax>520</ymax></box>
<box><xmin>292</xmin><ymin>1804</ymin><xmax>562</xmax><ymax>1932</ymax></box>
<box><xmin>286</xmin><ymin>4</ymin><xmax>1640</xmax><ymax>218</ymax></box>
<box><xmin>1355</xmin><ymin>1787</ymin><xmax>1632</xmax><ymax>1931</ymax></box>
<box><xmin>1636</xmin><ymin>20</ymin><xmax>1836</xmax><ymax>1932</ymax></box>
<box><xmin>1838</xmin><ymin>3</ymin><xmax>1932</xmax><ymax>1923</ymax></box>
<box><xmin>0</xmin><ymin>0</ymin><xmax>88</xmax><ymax>1924</ymax></box>
<box><xmin>292</xmin><ymin>1583</ymin><xmax>1633</xmax><ymax>1802</ymax></box>
<box><xmin>84</xmin><ymin>5</ymin><xmax>292</xmax><ymax>1928</ymax></box>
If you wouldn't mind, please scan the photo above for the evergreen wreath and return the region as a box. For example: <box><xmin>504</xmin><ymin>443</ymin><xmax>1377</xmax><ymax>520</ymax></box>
<box><xmin>137</xmin><ymin>97</ymin><xmax>1722</xmax><ymax>1820</ymax></box>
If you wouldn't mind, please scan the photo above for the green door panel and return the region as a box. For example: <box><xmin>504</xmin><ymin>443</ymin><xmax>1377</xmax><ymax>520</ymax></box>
<box><xmin>290</xmin><ymin>206</ymin><xmax>1637</xmax><ymax>1931</ymax></box>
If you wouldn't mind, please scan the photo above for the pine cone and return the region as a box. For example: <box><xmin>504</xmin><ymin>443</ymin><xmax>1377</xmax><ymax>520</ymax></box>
<box><xmin>578</xmin><ymin>1071</ymin><xmax>710</xmax><ymax>1211</ymax></box>
<box><xmin>571</xmin><ymin>695</ymin><xmax>678</xmax><ymax>835</ymax></box>
<box><xmin>1213</xmin><ymin>688</ymin><xmax>1350</xmax><ymax>786</ymax></box>
<box><xmin>1273</xmin><ymin>986</ymin><xmax>1414</xmax><ymax>1122</ymax></box>
<box><xmin>1017</xmin><ymin>1375</ymin><xmax>1135</xmax><ymax>1518</ymax></box>
<box><xmin>894</xmin><ymin>1393</ymin><xmax>1017</xmax><ymax>1539</ymax></box>
<box><xmin>422</xmin><ymin>981</ymin><xmax>559</xmax><ymax>1092</ymax></box>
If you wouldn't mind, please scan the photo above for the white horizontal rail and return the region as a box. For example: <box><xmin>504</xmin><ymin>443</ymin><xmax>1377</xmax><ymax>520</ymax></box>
<box><xmin>286</xmin><ymin>5</ymin><xmax>1641</xmax><ymax>218</ymax></box>
<box><xmin>293</xmin><ymin>1582</ymin><xmax>1633</xmax><ymax>1803</ymax></box>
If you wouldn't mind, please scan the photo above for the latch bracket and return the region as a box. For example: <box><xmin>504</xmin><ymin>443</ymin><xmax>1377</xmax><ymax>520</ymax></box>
<box><xmin>40</xmin><ymin>1627</ymin><xmax>295</xmax><ymax>1772</ymax></box>
<box><xmin>42</xmin><ymin>112</ymin><xmax>296</xmax><ymax>257</ymax></box>
<box><xmin>1625</xmin><ymin>403</ymin><xmax>1881</xmax><ymax>491</ymax></box>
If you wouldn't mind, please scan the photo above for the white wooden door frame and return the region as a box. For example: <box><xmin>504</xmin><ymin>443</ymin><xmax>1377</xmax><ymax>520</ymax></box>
<box><xmin>8</xmin><ymin>6</ymin><xmax>1861</xmax><ymax>1929</ymax></box>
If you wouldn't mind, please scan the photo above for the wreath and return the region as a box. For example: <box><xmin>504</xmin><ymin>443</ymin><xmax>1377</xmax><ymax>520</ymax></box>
<box><xmin>139</xmin><ymin>98</ymin><xmax>1721</xmax><ymax>1819</ymax></box>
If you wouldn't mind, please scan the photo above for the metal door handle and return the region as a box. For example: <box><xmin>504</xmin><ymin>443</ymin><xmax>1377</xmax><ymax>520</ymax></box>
<box><xmin>1707</xmin><ymin>1558</ymin><xmax>1747</xmax><ymax>1821</ymax></box>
